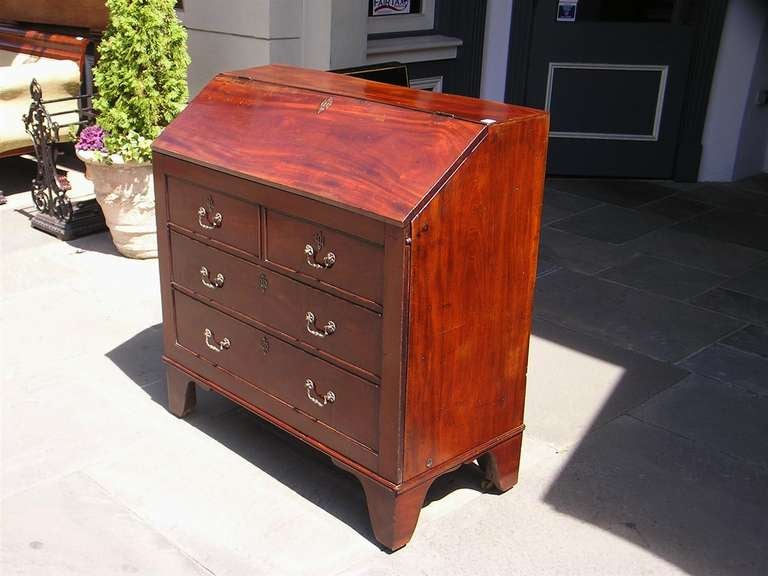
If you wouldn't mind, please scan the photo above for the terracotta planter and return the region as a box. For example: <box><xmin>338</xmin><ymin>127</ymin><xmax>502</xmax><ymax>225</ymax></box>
<box><xmin>77</xmin><ymin>150</ymin><xmax>157</xmax><ymax>259</ymax></box>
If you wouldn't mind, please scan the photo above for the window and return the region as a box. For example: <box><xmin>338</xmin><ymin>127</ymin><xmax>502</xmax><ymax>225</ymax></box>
<box><xmin>367</xmin><ymin>0</ymin><xmax>436</xmax><ymax>35</ymax></box>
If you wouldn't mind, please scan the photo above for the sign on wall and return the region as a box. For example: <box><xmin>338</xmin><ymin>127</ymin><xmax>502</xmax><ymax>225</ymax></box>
<box><xmin>371</xmin><ymin>0</ymin><xmax>414</xmax><ymax>17</ymax></box>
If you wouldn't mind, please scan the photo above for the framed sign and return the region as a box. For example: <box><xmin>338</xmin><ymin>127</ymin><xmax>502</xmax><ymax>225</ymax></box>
<box><xmin>557</xmin><ymin>1</ymin><xmax>578</xmax><ymax>22</ymax></box>
<box><xmin>367</xmin><ymin>0</ymin><xmax>434</xmax><ymax>34</ymax></box>
<box><xmin>370</xmin><ymin>0</ymin><xmax>414</xmax><ymax>16</ymax></box>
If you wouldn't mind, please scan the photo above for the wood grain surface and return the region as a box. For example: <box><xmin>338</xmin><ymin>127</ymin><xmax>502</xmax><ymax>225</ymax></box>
<box><xmin>0</xmin><ymin>1</ymin><xmax>108</xmax><ymax>31</ymax></box>
<box><xmin>265</xmin><ymin>210</ymin><xmax>385</xmax><ymax>305</ymax></box>
<box><xmin>153</xmin><ymin>73</ymin><xmax>486</xmax><ymax>225</ymax></box>
<box><xmin>166</xmin><ymin>175</ymin><xmax>262</xmax><ymax>258</ymax></box>
<box><xmin>229</xmin><ymin>65</ymin><xmax>545</xmax><ymax>126</ymax></box>
<box><xmin>0</xmin><ymin>24</ymin><xmax>90</xmax><ymax>67</ymax></box>
<box><xmin>153</xmin><ymin>68</ymin><xmax>548</xmax><ymax>551</ymax></box>
<box><xmin>403</xmin><ymin>116</ymin><xmax>549</xmax><ymax>479</ymax></box>
<box><xmin>174</xmin><ymin>290</ymin><xmax>380</xmax><ymax>450</ymax></box>
<box><xmin>170</xmin><ymin>231</ymin><xmax>383</xmax><ymax>377</ymax></box>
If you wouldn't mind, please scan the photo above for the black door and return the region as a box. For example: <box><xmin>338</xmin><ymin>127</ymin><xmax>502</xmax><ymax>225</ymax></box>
<box><xmin>525</xmin><ymin>1</ymin><xmax>695</xmax><ymax>178</ymax></box>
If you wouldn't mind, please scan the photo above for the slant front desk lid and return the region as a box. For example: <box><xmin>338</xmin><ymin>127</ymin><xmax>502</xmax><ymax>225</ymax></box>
<box><xmin>153</xmin><ymin>65</ymin><xmax>545</xmax><ymax>225</ymax></box>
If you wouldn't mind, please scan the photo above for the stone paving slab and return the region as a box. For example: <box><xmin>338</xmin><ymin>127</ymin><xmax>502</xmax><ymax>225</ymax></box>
<box><xmin>547</xmin><ymin>178</ymin><xmax>674</xmax><ymax>207</ymax></box>
<box><xmin>543</xmin><ymin>416</ymin><xmax>768</xmax><ymax>576</ymax></box>
<box><xmin>1</xmin><ymin>357</ymin><xmax>172</xmax><ymax>499</ymax></box>
<box><xmin>535</xmin><ymin>268</ymin><xmax>745</xmax><ymax>362</ymax></box>
<box><xmin>723</xmin><ymin>261</ymin><xmax>768</xmax><ymax>300</ymax></box>
<box><xmin>598</xmin><ymin>253</ymin><xmax>725</xmax><ymax>301</ymax></box>
<box><xmin>1</xmin><ymin>472</ymin><xmax>211</xmax><ymax>576</ymax></box>
<box><xmin>721</xmin><ymin>323</ymin><xmax>768</xmax><ymax>358</ymax></box>
<box><xmin>675</xmin><ymin>208</ymin><xmax>768</xmax><ymax>251</ymax></box>
<box><xmin>539</xmin><ymin>227</ymin><xmax>636</xmax><ymax>275</ymax></box>
<box><xmin>679</xmin><ymin>184</ymin><xmax>768</xmax><ymax>215</ymax></box>
<box><xmin>336</xmin><ymin>434</ymin><xmax>689</xmax><ymax>576</ymax></box>
<box><xmin>83</xmin><ymin>398</ymin><xmax>498</xmax><ymax>576</ymax></box>
<box><xmin>741</xmin><ymin>173</ymin><xmax>768</xmax><ymax>194</ymax></box>
<box><xmin>85</xmin><ymin>408</ymin><xmax>356</xmax><ymax>576</ymax></box>
<box><xmin>638</xmin><ymin>194</ymin><xmax>713</xmax><ymax>221</ymax></box>
<box><xmin>550</xmin><ymin>204</ymin><xmax>672</xmax><ymax>244</ymax></box>
<box><xmin>4</xmin><ymin>163</ymin><xmax>768</xmax><ymax>575</ymax></box>
<box><xmin>626</xmin><ymin>226</ymin><xmax>768</xmax><ymax>277</ymax></box>
<box><xmin>541</xmin><ymin>186</ymin><xmax>603</xmax><ymax>225</ymax></box>
<box><xmin>680</xmin><ymin>343</ymin><xmax>768</xmax><ymax>396</ymax></box>
<box><xmin>526</xmin><ymin>319</ymin><xmax>688</xmax><ymax>449</ymax></box>
<box><xmin>544</xmin><ymin>186</ymin><xmax>604</xmax><ymax>213</ymax></box>
<box><xmin>691</xmin><ymin>287</ymin><xmax>768</xmax><ymax>327</ymax></box>
<box><xmin>535</xmin><ymin>254</ymin><xmax>560</xmax><ymax>277</ymax></box>
<box><xmin>631</xmin><ymin>373</ymin><xmax>768</xmax><ymax>465</ymax></box>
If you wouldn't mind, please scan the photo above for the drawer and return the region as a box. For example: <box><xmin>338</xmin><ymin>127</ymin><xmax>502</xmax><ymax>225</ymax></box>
<box><xmin>173</xmin><ymin>290</ymin><xmax>379</xmax><ymax>450</ymax></box>
<box><xmin>166</xmin><ymin>176</ymin><xmax>260</xmax><ymax>256</ymax></box>
<box><xmin>265</xmin><ymin>210</ymin><xmax>384</xmax><ymax>304</ymax></box>
<box><xmin>170</xmin><ymin>231</ymin><xmax>382</xmax><ymax>376</ymax></box>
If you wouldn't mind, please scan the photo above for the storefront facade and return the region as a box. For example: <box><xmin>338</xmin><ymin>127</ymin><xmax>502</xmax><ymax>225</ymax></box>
<box><xmin>177</xmin><ymin>0</ymin><xmax>768</xmax><ymax>183</ymax></box>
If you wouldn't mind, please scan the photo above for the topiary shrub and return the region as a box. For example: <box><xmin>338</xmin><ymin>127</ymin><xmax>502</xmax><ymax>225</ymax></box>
<box><xmin>91</xmin><ymin>0</ymin><xmax>190</xmax><ymax>163</ymax></box>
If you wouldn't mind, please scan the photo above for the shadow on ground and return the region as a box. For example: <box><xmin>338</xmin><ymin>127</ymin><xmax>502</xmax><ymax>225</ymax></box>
<box><xmin>0</xmin><ymin>151</ymin><xmax>80</xmax><ymax>198</ymax></box>
<box><xmin>0</xmin><ymin>156</ymin><xmax>38</xmax><ymax>197</ymax></box>
<box><xmin>106</xmin><ymin>323</ymin><xmax>491</xmax><ymax>551</ymax></box>
<box><xmin>67</xmin><ymin>230</ymin><xmax>121</xmax><ymax>257</ymax></box>
<box><xmin>1</xmin><ymin>150</ymin><xmax>117</xmax><ymax>256</ymax></box>
<box><xmin>532</xmin><ymin>318</ymin><xmax>768</xmax><ymax>576</ymax></box>
<box><xmin>104</xmin><ymin>174</ymin><xmax>768</xmax><ymax>571</ymax></box>
<box><xmin>535</xmin><ymin>174</ymin><xmax>768</xmax><ymax>576</ymax></box>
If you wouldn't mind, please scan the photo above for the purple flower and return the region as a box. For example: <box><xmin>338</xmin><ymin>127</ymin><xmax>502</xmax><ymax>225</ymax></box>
<box><xmin>76</xmin><ymin>124</ymin><xmax>108</xmax><ymax>153</ymax></box>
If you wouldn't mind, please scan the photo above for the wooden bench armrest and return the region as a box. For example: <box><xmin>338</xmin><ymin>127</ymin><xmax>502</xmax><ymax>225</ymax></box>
<box><xmin>0</xmin><ymin>24</ymin><xmax>90</xmax><ymax>72</ymax></box>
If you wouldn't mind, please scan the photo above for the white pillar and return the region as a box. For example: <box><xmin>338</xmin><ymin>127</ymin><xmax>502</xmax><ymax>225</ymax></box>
<box><xmin>699</xmin><ymin>0</ymin><xmax>768</xmax><ymax>181</ymax></box>
<box><xmin>480</xmin><ymin>0</ymin><xmax>514</xmax><ymax>102</ymax></box>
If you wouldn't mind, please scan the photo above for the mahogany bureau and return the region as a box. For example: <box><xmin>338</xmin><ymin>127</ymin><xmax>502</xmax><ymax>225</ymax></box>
<box><xmin>152</xmin><ymin>65</ymin><xmax>548</xmax><ymax>550</ymax></box>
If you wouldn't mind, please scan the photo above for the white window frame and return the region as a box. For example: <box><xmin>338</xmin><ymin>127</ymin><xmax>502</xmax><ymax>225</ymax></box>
<box><xmin>367</xmin><ymin>0</ymin><xmax>436</xmax><ymax>35</ymax></box>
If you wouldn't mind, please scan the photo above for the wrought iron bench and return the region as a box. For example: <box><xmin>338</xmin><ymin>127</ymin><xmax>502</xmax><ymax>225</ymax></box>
<box><xmin>0</xmin><ymin>6</ymin><xmax>107</xmax><ymax>238</ymax></box>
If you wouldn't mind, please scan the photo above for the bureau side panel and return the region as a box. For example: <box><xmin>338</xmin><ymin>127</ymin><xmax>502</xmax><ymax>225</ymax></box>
<box><xmin>154</xmin><ymin>154</ymin><xmax>176</xmax><ymax>356</ymax></box>
<box><xmin>403</xmin><ymin>115</ymin><xmax>549</xmax><ymax>480</ymax></box>
<box><xmin>378</xmin><ymin>225</ymin><xmax>411</xmax><ymax>483</ymax></box>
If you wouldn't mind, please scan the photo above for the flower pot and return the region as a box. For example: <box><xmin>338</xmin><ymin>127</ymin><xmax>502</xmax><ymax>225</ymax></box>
<box><xmin>76</xmin><ymin>150</ymin><xmax>157</xmax><ymax>258</ymax></box>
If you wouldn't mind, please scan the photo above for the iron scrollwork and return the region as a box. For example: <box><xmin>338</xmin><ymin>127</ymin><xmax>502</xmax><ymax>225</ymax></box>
<box><xmin>23</xmin><ymin>79</ymin><xmax>91</xmax><ymax>223</ymax></box>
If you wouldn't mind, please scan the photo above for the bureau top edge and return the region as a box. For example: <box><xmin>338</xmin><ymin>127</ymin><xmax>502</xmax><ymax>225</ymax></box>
<box><xmin>151</xmin><ymin>150</ymin><xmax>400</xmax><ymax>230</ymax></box>
<box><xmin>152</xmin><ymin>68</ymin><xmax>498</xmax><ymax>226</ymax></box>
<box><xmin>224</xmin><ymin>65</ymin><xmax>548</xmax><ymax>126</ymax></box>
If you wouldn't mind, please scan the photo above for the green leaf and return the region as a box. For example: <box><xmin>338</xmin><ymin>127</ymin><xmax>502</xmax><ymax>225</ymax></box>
<box><xmin>92</xmin><ymin>0</ymin><xmax>190</xmax><ymax>162</ymax></box>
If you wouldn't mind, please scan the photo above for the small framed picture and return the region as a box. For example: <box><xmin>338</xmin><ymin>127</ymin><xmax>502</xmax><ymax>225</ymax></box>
<box><xmin>557</xmin><ymin>1</ymin><xmax>578</xmax><ymax>22</ymax></box>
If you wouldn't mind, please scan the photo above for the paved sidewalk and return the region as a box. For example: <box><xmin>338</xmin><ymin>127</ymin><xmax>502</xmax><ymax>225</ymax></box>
<box><xmin>2</xmin><ymin>155</ymin><xmax>767</xmax><ymax>575</ymax></box>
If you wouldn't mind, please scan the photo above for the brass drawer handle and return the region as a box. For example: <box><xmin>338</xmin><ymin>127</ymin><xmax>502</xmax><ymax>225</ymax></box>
<box><xmin>305</xmin><ymin>378</ymin><xmax>335</xmax><ymax>407</ymax></box>
<box><xmin>204</xmin><ymin>328</ymin><xmax>230</xmax><ymax>352</ymax></box>
<box><xmin>197</xmin><ymin>206</ymin><xmax>222</xmax><ymax>230</ymax></box>
<box><xmin>304</xmin><ymin>244</ymin><xmax>336</xmax><ymax>270</ymax></box>
<box><xmin>306</xmin><ymin>311</ymin><xmax>336</xmax><ymax>338</ymax></box>
<box><xmin>200</xmin><ymin>266</ymin><xmax>225</xmax><ymax>289</ymax></box>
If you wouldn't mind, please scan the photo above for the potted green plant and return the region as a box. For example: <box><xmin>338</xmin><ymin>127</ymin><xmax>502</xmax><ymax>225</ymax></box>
<box><xmin>77</xmin><ymin>0</ymin><xmax>189</xmax><ymax>258</ymax></box>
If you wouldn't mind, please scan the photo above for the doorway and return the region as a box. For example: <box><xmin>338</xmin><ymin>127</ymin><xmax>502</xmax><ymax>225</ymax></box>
<box><xmin>506</xmin><ymin>1</ymin><xmax>728</xmax><ymax>180</ymax></box>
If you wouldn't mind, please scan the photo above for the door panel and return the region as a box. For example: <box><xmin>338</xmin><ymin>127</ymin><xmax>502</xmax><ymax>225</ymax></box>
<box><xmin>548</xmin><ymin>65</ymin><xmax>665</xmax><ymax>138</ymax></box>
<box><xmin>526</xmin><ymin>1</ymin><xmax>693</xmax><ymax>178</ymax></box>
